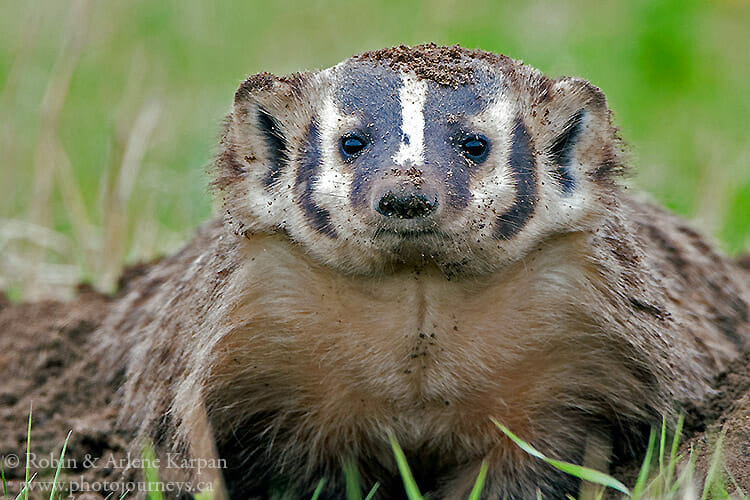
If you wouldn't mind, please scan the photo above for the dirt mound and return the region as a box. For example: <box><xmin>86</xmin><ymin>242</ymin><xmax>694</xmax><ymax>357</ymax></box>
<box><xmin>0</xmin><ymin>285</ymin><xmax>135</xmax><ymax>499</ymax></box>
<box><xmin>0</xmin><ymin>275</ymin><xmax>748</xmax><ymax>498</ymax></box>
<box><xmin>683</xmin><ymin>351</ymin><xmax>750</xmax><ymax>493</ymax></box>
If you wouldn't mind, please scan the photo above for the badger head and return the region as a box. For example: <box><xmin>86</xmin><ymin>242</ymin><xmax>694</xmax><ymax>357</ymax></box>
<box><xmin>215</xmin><ymin>44</ymin><xmax>624</xmax><ymax>276</ymax></box>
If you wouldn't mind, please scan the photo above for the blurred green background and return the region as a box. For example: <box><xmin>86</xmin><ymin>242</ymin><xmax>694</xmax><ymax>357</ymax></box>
<box><xmin>1</xmin><ymin>0</ymin><xmax>749</xmax><ymax>299</ymax></box>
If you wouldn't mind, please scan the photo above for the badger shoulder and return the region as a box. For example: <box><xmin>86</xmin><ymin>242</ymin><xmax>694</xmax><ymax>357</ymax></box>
<box><xmin>623</xmin><ymin>197</ymin><xmax>750</xmax><ymax>359</ymax></box>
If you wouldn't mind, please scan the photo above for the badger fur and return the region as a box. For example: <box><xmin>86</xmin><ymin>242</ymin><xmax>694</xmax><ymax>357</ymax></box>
<box><xmin>97</xmin><ymin>44</ymin><xmax>750</xmax><ymax>499</ymax></box>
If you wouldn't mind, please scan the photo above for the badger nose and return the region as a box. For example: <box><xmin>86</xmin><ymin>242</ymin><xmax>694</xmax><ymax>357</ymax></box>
<box><xmin>376</xmin><ymin>192</ymin><xmax>439</xmax><ymax>219</ymax></box>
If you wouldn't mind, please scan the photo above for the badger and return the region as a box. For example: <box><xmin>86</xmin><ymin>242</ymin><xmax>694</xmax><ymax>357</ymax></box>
<box><xmin>98</xmin><ymin>44</ymin><xmax>750</xmax><ymax>499</ymax></box>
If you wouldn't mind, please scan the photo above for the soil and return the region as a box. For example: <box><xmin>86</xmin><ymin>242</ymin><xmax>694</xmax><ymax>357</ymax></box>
<box><xmin>683</xmin><ymin>351</ymin><xmax>750</xmax><ymax>494</ymax></box>
<box><xmin>0</xmin><ymin>284</ymin><xmax>136</xmax><ymax>499</ymax></box>
<box><xmin>0</xmin><ymin>269</ymin><xmax>748</xmax><ymax>499</ymax></box>
<box><xmin>354</xmin><ymin>43</ymin><xmax>515</xmax><ymax>88</ymax></box>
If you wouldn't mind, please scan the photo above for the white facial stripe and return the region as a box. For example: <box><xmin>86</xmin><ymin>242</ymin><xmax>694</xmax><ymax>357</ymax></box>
<box><xmin>392</xmin><ymin>73</ymin><xmax>427</xmax><ymax>167</ymax></box>
<box><xmin>469</xmin><ymin>98</ymin><xmax>515</xmax><ymax>209</ymax></box>
<box><xmin>316</xmin><ymin>160</ymin><xmax>350</xmax><ymax>200</ymax></box>
<box><xmin>316</xmin><ymin>93</ymin><xmax>353</xmax><ymax>206</ymax></box>
<box><xmin>482</xmin><ymin>98</ymin><xmax>514</xmax><ymax>137</ymax></box>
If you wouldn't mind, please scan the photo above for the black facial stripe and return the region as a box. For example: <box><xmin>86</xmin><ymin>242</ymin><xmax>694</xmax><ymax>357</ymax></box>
<box><xmin>423</xmin><ymin>123</ymin><xmax>472</xmax><ymax>209</ymax></box>
<box><xmin>257</xmin><ymin>107</ymin><xmax>287</xmax><ymax>187</ymax></box>
<box><xmin>494</xmin><ymin>118</ymin><xmax>538</xmax><ymax>240</ymax></box>
<box><xmin>296</xmin><ymin>122</ymin><xmax>336</xmax><ymax>237</ymax></box>
<box><xmin>549</xmin><ymin>109</ymin><xmax>584</xmax><ymax>194</ymax></box>
<box><xmin>338</xmin><ymin>63</ymin><xmax>404</xmax><ymax>210</ymax></box>
<box><xmin>422</xmin><ymin>75</ymin><xmax>494</xmax><ymax>210</ymax></box>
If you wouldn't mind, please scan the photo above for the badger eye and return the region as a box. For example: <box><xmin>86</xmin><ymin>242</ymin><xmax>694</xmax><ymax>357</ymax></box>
<box><xmin>340</xmin><ymin>134</ymin><xmax>367</xmax><ymax>158</ymax></box>
<box><xmin>460</xmin><ymin>135</ymin><xmax>489</xmax><ymax>162</ymax></box>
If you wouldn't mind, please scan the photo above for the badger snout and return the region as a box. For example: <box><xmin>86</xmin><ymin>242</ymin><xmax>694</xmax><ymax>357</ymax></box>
<box><xmin>376</xmin><ymin>191</ymin><xmax>439</xmax><ymax>219</ymax></box>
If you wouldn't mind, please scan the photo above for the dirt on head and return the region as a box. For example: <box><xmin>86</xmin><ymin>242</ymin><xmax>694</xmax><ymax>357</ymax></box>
<box><xmin>354</xmin><ymin>42</ymin><xmax>518</xmax><ymax>88</ymax></box>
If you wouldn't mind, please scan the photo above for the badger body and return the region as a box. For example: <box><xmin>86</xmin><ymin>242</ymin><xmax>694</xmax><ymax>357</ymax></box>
<box><xmin>99</xmin><ymin>45</ymin><xmax>750</xmax><ymax>499</ymax></box>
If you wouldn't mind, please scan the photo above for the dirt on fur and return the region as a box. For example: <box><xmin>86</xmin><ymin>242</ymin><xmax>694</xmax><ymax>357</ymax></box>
<box><xmin>0</xmin><ymin>266</ymin><xmax>749</xmax><ymax>499</ymax></box>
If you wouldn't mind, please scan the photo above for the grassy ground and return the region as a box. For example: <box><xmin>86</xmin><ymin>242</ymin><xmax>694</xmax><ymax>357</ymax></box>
<box><xmin>4</xmin><ymin>414</ymin><xmax>742</xmax><ymax>499</ymax></box>
<box><xmin>1</xmin><ymin>0</ymin><xmax>749</xmax><ymax>299</ymax></box>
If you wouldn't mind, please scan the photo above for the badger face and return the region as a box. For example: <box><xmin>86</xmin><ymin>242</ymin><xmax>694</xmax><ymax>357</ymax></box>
<box><xmin>217</xmin><ymin>46</ymin><xmax>622</xmax><ymax>276</ymax></box>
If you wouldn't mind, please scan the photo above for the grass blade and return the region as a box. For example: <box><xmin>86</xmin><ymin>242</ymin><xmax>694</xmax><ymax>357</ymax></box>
<box><xmin>48</xmin><ymin>430</ymin><xmax>72</xmax><ymax>500</ymax></box>
<box><xmin>546</xmin><ymin>458</ymin><xmax>630</xmax><ymax>495</ymax></box>
<box><xmin>665</xmin><ymin>414</ymin><xmax>685</xmax><ymax>487</ymax></box>
<box><xmin>632</xmin><ymin>428</ymin><xmax>656</xmax><ymax>498</ymax></box>
<box><xmin>491</xmin><ymin>419</ymin><xmax>630</xmax><ymax>496</ymax></box>
<box><xmin>16</xmin><ymin>472</ymin><xmax>37</xmax><ymax>500</ymax></box>
<box><xmin>344</xmin><ymin>461</ymin><xmax>362</xmax><ymax>500</ymax></box>
<box><xmin>388</xmin><ymin>433</ymin><xmax>423</xmax><ymax>500</ymax></box>
<box><xmin>142</xmin><ymin>443</ymin><xmax>163</xmax><ymax>500</ymax></box>
<box><xmin>491</xmin><ymin>420</ymin><xmax>544</xmax><ymax>460</ymax></box>
<box><xmin>669</xmin><ymin>444</ymin><xmax>697</xmax><ymax>496</ymax></box>
<box><xmin>310</xmin><ymin>478</ymin><xmax>326</xmax><ymax>500</ymax></box>
<box><xmin>24</xmin><ymin>403</ymin><xmax>32</xmax><ymax>500</ymax></box>
<box><xmin>467</xmin><ymin>460</ymin><xmax>488</xmax><ymax>500</ymax></box>
<box><xmin>700</xmin><ymin>430</ymin><xmax>726</xmax><ymax>500</ymax></box>
<box><xmin>363</xmin><ymin>483</ymin><xmax>380</xmax><ymax>500</ymax></box>
<box><xmin>670</xmin><ymin>414</ymin><xmax>684</xmax><ymax>461</ymax></box>
<box><xmin>2</xmin><ymin>460</ymin><xmax>7</xmax><ymax>499</ymax></box>
<box><xmin>192</xmin><ymin>491</ymin><xmax>215</xmax><ymax>500</ymax></box>
<box><xmin>659</xmin><ymin>417</ymin><xmax>666</xmax><ymax>473</ymax></box>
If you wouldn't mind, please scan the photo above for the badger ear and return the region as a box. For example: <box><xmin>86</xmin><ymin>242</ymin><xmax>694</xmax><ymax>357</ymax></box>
<box><xmin>215</xmin><ymin>72</ymin><xmax>312</xmax><ymax>190</ymax></box>
<box><xmin>538</xmin><ymin>77</ymin><xmax>624</xmax><ymax>192</ymax></box>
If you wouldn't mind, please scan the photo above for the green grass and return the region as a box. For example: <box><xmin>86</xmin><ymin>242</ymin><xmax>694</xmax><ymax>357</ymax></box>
<box><xmin>309</xmin><ymin>479</ymin><xmax>326</xmax><ymax>500</ymax></box>
<box><xmin>492</xmin><ymin>419</ymin><xmax>630</xmax><ymax>496</ymax></box>
<box><xmin>389</xmin><ymin>433</ymin><xmax>489</xmax><ymax>500</ymax></box>
<box><xmin>5</xmin><ymin>411</ymin><xmax>745</xmax><ymax>500</ymax></box>
<box><xmin>493</xmin><ymin>415</ymin><xmax>747</xmax><ymax>500</ymax></box>
<box><xmin>0</xmin><ymin>0</ymin><xmax>748</xmax><ymax>299</ymax></box>
<box><xmin>7</xmin><ymin>405</ymin><xmax>72</xmax><ymax>500</ymax></box>
<box><xmin>142</xmin><ymin>443</ymin><xmax>164</xmax><ymax>500</ymax></box>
